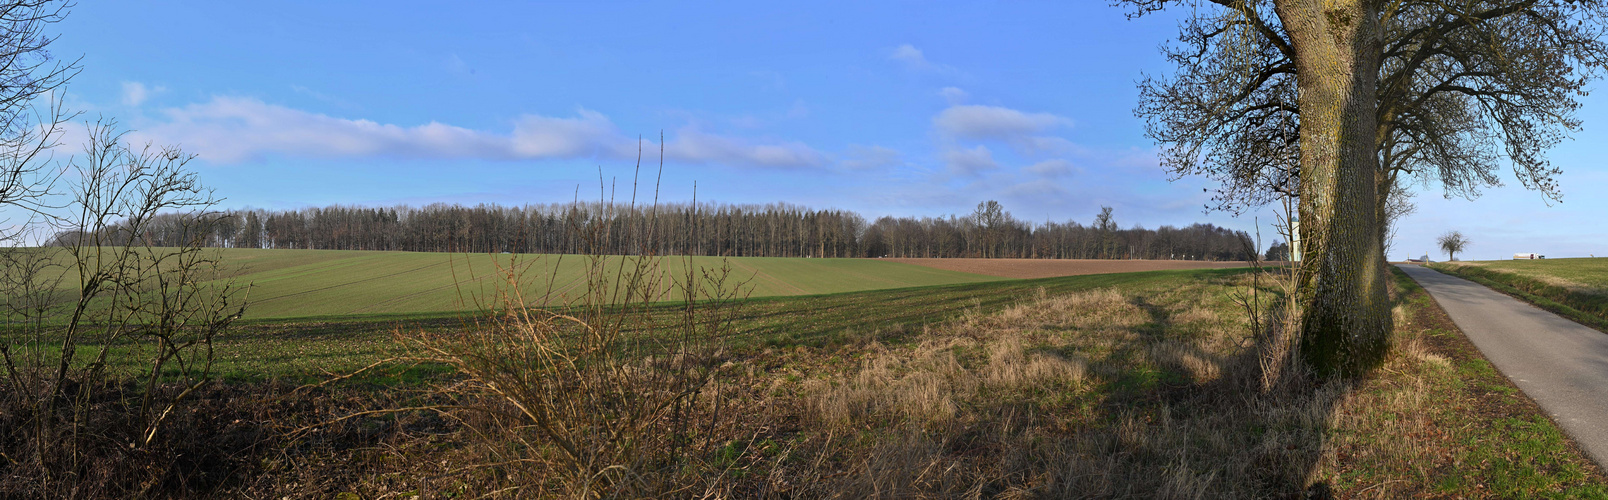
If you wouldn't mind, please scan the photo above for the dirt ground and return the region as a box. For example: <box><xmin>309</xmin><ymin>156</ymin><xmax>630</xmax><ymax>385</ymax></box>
<box><xmin>886</xmin><ymin>258</ymin><xmax>1251</xmax><ymax>279</ymax></box>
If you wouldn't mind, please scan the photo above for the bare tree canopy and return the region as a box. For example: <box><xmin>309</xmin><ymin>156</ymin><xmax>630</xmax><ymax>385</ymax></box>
<box><xmin>99</xmin><ymin>201</ymin><xmax>1261</xmax><ymax>262</ymax></box>
<box><xmin>1132</xmin><ymin>0</ymin><xmax>1607</xmax><ymax>212</ymax></box>
<box><xmin>0</xmin><ymin>0</ymin><xmax>78</xmax><ymax>241</ymax></box>
<box><xmin>1122</xmin><ymin>0</ymin><xmax>1608</xmax><ymax>377</ymax></box>
<box><xmin>1437</xmin><ymin>230</ymin><xmax>1470</xmax><ymax>261</ymax></box>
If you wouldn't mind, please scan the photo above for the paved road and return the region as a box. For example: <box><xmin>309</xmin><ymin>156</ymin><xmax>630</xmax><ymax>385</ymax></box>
<box><xmin>1398</xmin><ymin>264</ymin><xmax>1608</xmax><ymax>468</ymax></box>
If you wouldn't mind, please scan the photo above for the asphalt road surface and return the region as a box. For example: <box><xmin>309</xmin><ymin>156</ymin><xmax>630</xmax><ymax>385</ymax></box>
<box><xmin>1398</xmin><ymin>264</ymin><xmax>1608</xmax><ymax>468</ymax></box>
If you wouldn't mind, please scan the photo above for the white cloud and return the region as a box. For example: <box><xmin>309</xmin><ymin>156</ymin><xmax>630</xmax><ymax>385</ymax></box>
<box><xmin>509</xmin><ymin>109</ymin><xmax>634</xmax><ymax>159</ymax></box>
<box><xmin>1024</xmin><ymin>159</ymin><xmax>1075</xmax><ymax>178</ymax></box>
<box><xmin>933</xmin><ymin>104</ymin><xmax>1076</xmax><ymax>156</ymax></box>
<box><xmin>888</xmin><ymin>44</ymin><xmax>957</xmax><ymax>74</ymax></box>
<box><xmin>1019</xmin><ymin>136</ymin><xmax>1078</xmax><ymax>155</ymax></box>
<box><xmin>938</xmin><ymin>87</ymin><xmax>969</xmax><ymax>105</ymax></box>
<box><xmin>934</xmin><ymin>105</ymin><xmax>1070</xmax><ymax>140</ymax></box>
<box><xmin>842</xmin><ymin>145</ymin><xmax>903</xmax><ymax>171</ymax></box>
<box><xmin>132</xmin><ymin>96</ymin><xmax>826</xmax><ymax>169</ymax></box>
<box><xmin>943</xmin><ymin>145</ymin><xmax>998</xmax><ymax>176</ymax></box>
<box><xmin>445</xmin><ymin>53</ymin><xmax>472</xmax><ymax>75</ymax></box>
<box><xmin>890</xmin><ymin>44</ymin><xmax>926</xmax><ymax>65</ymax></box>
<box><xmin>786</xmin><ymin>99</ymin><xmax>810</xmax><ymax>119</ymax></box>
<box><xmin>121</xmin><ymin>81</ymin><xmax>164</xmax><ymax>106</ymax></box>
<box><xmin>664</xmin><ymin>128</ymin><xmax>825</xmax><ymax>168</ymax></box>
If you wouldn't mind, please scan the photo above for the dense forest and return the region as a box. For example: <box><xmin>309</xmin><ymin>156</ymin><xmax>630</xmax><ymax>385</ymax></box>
<box><xmin>57</xmin><ymin>200</ymin><xmax>1265</xmax><ymax>261</ymax></box>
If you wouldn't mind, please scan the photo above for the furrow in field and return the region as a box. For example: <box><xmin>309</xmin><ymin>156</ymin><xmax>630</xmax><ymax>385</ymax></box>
<box><xmin>726</xmin><ymin>259</ymin><xmax>809</xmax><ymax>295</ymax></box>
<box><xmin>249</xmin><ymin>259</ymin><xmax>451</xmax><ymax>305</ymax></box>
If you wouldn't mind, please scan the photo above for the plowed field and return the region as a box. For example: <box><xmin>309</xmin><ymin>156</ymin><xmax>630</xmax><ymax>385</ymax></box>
<box><xmin>885</xmin><ymin>258</ymin><xmax>1249</xmax><ymax>279</ymax></box>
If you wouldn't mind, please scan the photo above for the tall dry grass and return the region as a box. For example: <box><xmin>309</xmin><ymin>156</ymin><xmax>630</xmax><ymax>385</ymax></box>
<box><xmin>791</xmin><ymin>275</ymin><xmax>1340</xmax><ymax>498</ymax></box>
<box><xmin>377</xmin><ymin>151</ymin><xmax>758</xmax><ymax>498</ymax></box>
<box><xmin>395</xmin><ymin>253</ymin><xmax>751</xmax><ymax>497</ymax></box>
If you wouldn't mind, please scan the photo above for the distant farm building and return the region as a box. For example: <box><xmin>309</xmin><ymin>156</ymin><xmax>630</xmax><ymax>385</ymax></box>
<box><xmin>1514</xmin><ymin>253</ymin><xmax>1545</xmax><ymax>260</ymax></box>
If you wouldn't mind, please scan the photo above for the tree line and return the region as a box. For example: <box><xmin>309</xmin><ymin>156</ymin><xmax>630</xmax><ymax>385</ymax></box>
<box><xmin>63</xmin><ymin>200</ymin><xmax>1263</xmax><ymax>261</ymax></box>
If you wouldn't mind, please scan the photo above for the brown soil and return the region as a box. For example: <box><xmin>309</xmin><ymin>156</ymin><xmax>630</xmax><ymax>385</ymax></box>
<box><xmin>886</xmin><ymin>258</ymin><xmax>1251</xmax><ymax>279</ymax></box>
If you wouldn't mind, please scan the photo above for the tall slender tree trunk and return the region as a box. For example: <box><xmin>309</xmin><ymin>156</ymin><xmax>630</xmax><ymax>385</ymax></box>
<box><xmin>1278</xmin><ymin>0</ymin><xmax>1391</xmax><ymax>378</ymax></box>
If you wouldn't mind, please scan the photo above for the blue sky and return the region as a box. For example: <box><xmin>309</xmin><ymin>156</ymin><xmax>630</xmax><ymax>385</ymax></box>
<box><xmin>46</xmin><ymin>1</ymin><xmax>1608</xmax><ymax>260</ymax></box>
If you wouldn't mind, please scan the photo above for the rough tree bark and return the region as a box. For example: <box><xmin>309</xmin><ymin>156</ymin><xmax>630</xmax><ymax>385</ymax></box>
<box><xmin>1278</xmin><ymin>0</ymin><xmax>1391</xmax><ymax>377</ymax></box>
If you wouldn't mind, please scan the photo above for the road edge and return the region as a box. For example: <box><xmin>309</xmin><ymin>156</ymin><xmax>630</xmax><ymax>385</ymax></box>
<box><xmin>1395</xmin><ymin>264</ymin><xmax>1608</xmax><ymax>480</ymax></box>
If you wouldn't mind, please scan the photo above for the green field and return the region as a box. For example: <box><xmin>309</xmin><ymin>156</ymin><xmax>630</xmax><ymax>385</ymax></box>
<box><xmin>231</xmin><ymin>250</ymin><xmax>1009</xmax><ymax>318</ymax></box>
<box><xmin>133</xmin><ymin>267</ymin><xmax>1223</xmax><ymax>381</ymax></box>
<box><xmin>1440</xmin><ymin>258</ymin><xmax>1608</xmax><ymax>291</ymax></box>
<box><xmin>1430</xmin><ymin>258</ymin><xmax>1608</xmax><ymax>330</ymax></box>
<box><xmin>20</xmin><ymin>248</ymin><xmax>1008</xmax><ymax>320</ymax></box>
<box><xmin>7</xmin><ymin>267</ymin><xmax>1227</xmax><ymax>385</ymax></box>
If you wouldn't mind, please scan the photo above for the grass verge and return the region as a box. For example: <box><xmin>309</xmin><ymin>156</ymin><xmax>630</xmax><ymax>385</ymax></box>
<box><xmin>1311</xmin><ymin>267</ymin><xmax>1606</xmax><ymax>497</ymax></box>
<box><xmin>1428</xmin><ymin>261</ymin><xmax>1608</xmax><ymax>333</ymax></box>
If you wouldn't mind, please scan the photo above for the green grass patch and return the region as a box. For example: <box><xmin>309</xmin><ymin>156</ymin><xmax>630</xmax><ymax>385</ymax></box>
<box><xmin>1429</xmin><ymin>259</ymin><xmax>1608</xmax><ymax>332</ymax></box>
<box><xmin>5</xmin><ymin>266</ymin><xmax>1233</xmax><ymax>382</ymax></box>
<box><xmin>8</xmin><ymin>248</ymin><xmax>1009</xmax><ymax>320</ymax></box>
<box><xmin>1316</xmin><ymin>266</ymin><xmax>1608</xmax><ymax>498</ymax></box>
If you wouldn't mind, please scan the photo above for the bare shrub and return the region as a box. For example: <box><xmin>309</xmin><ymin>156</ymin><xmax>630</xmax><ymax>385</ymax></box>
<box><xmin>389</xmin><ymin>153</ymin><xmax>754</xmax><ymax>497</ymax></box>
<box><xmin>0</xmin><ymin>121</ymin><xmax>245</xmax><ymax>497</ymax></box>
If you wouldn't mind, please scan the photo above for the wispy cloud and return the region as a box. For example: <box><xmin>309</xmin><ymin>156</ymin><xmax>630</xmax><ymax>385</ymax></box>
<box><xmin>942</xmin><ymin>144</ymin><xmax>998</xmax><ymax>175</ymax></box>
<box><xmin>934</xmin><ymin>104</ymin><xmax>1075</xmax><ymax>156</ymax></box>
<box><xmin>121</xmin><ymin>81</ymin><xmax>164</xmax><ymax>106</ymax></box>
<box><xmin>842</xmin><ymin>145</ymin><xmax>903</xmax><ymax>171</ymax></box>
<box><xmin>132</xmin><ymin>96</ymin><xmax>827</xmax><ymax>169</ymax></box>
<box><xmin>1023</xmin><ymin>159</ymin><xmax>1076</xmax><ymax>178</ymax></box>
<box><xmin>888</xmin><ymin>44</ymin><xmax>958</xmax><ymax>74</ymax></box>
<box><xmin>444</xmin><ymin>53</ymin><xmax>473</xmax><ymax>75</ymax></box>
<box><xmin>933</xmin><ymin>104</ymin><xmax>1070</xmax><ymax>141</ymax></box>
<box><xmin>786</xmin><ymin>99</ymin><xmax>810</xmax><ymax>119</ymax></box>
<box><xmin>664</xmin><ymin>127</ymin><xmax>826</xmax><ymax>168</ymax></box>
<box><xmin>937</xmin><ymin>87</ymin><xmax>969</xmax><ymax>105</ymax></box>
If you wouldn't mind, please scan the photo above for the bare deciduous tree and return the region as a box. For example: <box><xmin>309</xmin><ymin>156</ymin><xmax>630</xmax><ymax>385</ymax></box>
<box><xmin>1437</xmin><ymin>230</ymin><xmax>1469</xmax><ymax>262</ymax></box>
<box><xmin>179</xmin><ymin>201</ymin><xmax>1261</xmax><ymax>262</ymax></box>
<box><xmin>2</xmin><ymin>121</ymin><xmax>246</xmax><ymax>496</ymax></box>
<box><xmin>1125</xmin><ymin>0</ymin><xmax>1608</xmax><ymax>377</ymax></box>
<box><xmin>0</xmin><ymin>1</ymin><xmax>78</xmax><ymax>244</ymax></box>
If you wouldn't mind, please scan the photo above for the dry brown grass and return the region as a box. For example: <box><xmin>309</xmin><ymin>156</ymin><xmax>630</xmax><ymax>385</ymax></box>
<box><xmin>774</xmin><ymin>276</ymin><xmax>1334</xmax><ymax>498</ymax></box>
<box><xmin>728</xmin><ymin>269</ymin><xmax>1605</xmax><ymax>498</ymax></box>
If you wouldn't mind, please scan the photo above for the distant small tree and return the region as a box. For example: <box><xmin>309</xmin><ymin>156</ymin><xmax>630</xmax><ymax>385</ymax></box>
<box><xmin>1438</xmin><ymin>231</ymin><xmax>1470</xmax><ymax>262</ymax></box>
<box><xmin>972</xmin><ymin>200</ymin><xmax>1007</xmax><ymax>258</ymax></box>
<box><xmin>1265</xmin><ymin>241</ymin><xmax>1290</xmax><ymax>262</ymax></box>
<box><xmin>1093</xmin><ymin>206</ymin><xmax>1118</xmax><ymax>259</ymax></box>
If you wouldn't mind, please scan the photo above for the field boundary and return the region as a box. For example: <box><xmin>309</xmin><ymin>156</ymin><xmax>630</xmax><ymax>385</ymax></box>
<box><xmin>887</xmin><ymin>258</ymin><xmax>1249</xmax><ymax>279</ymax></box>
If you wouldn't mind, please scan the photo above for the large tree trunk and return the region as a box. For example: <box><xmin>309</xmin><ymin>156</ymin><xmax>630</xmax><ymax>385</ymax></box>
<box><xmin>1277</xmin><ymin>0</ymin><xmax>1392</xmax><ymax>378</ymax></box>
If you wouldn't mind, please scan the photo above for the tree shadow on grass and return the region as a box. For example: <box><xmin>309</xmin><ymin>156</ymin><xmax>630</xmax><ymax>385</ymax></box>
<box><xmin>1028</xmin><ymin>292</ymin><xmax>1347</xmax><ymax>498</ymax></box>
<box><xmin>806</xmin><ymin>273</ymin><xmax>1361</xmax><ymax>498</ymax></box>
